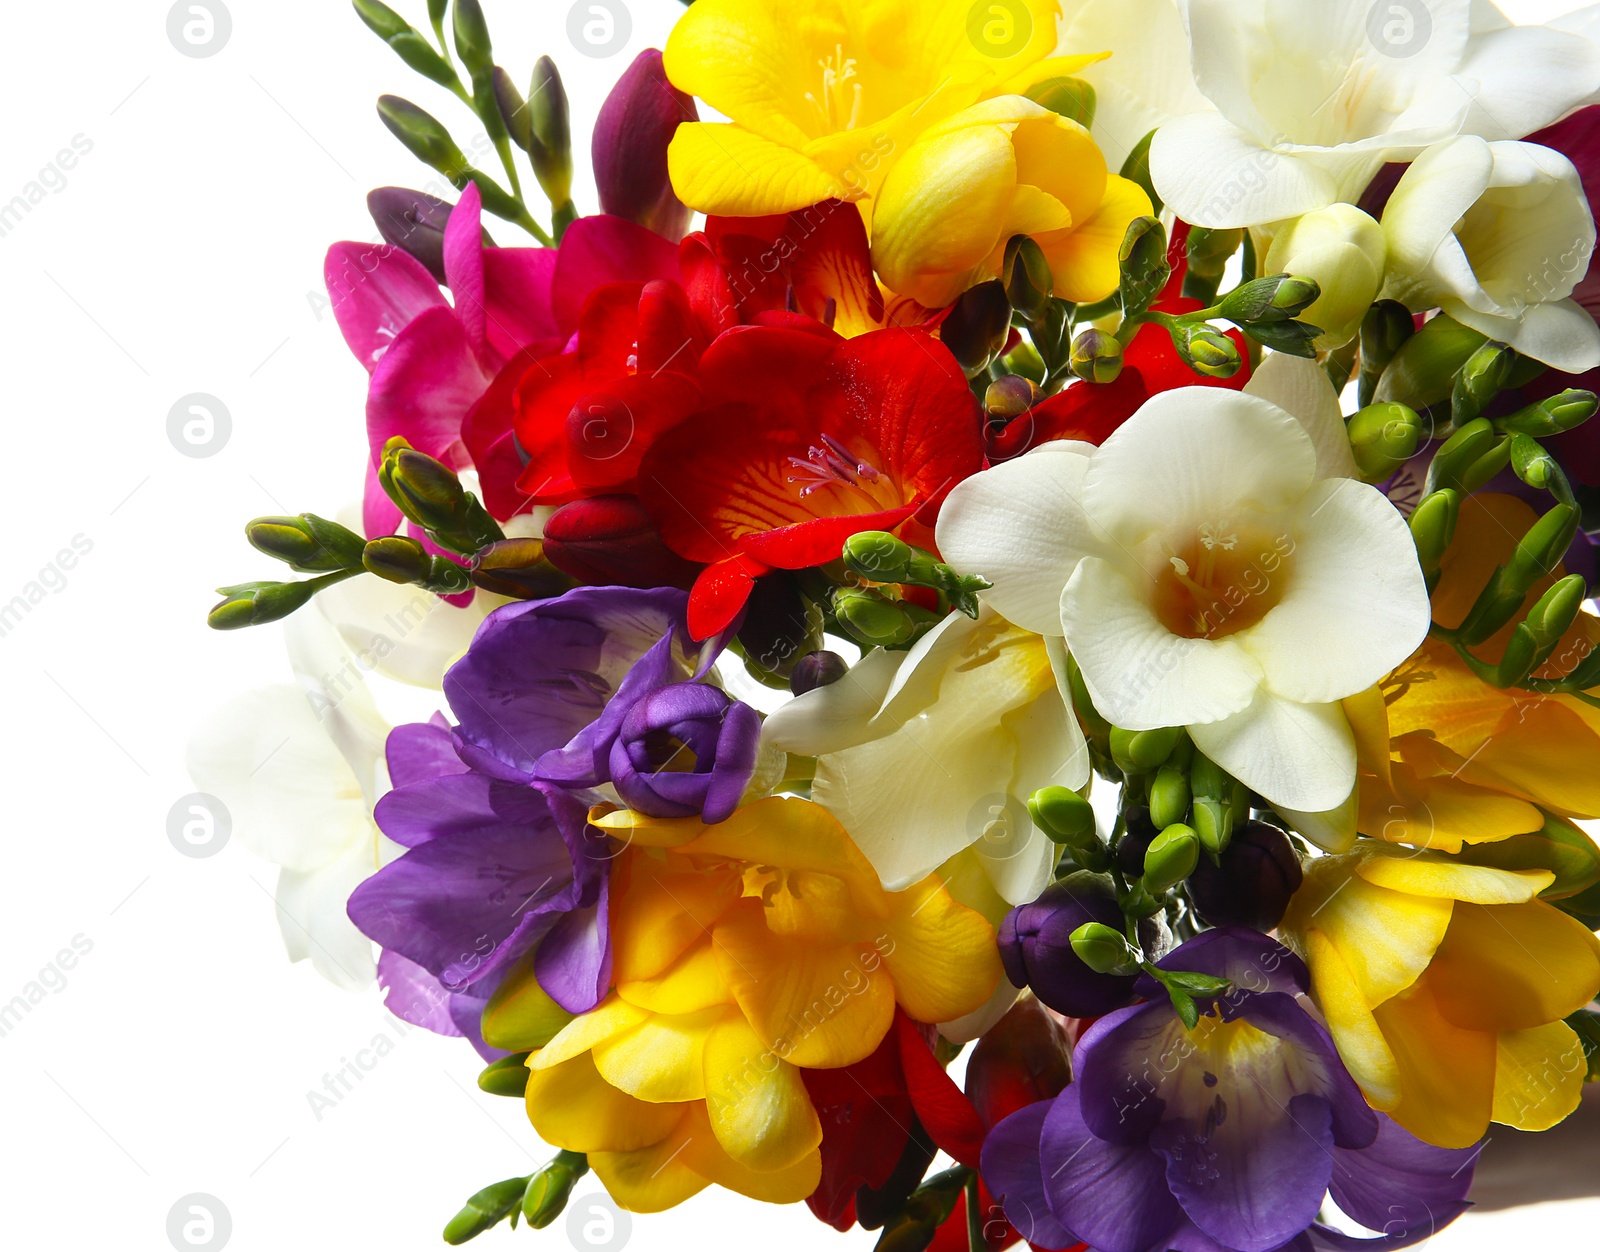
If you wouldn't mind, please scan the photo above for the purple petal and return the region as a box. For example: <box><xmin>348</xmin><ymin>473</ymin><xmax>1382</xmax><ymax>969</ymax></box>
<box><xmin>377</xmin><ymin>948</ymin><xmax>464</xmax><ymax>1037</ymax></box>
<box><xmin>536</xmin><ymin>631</ymin><xmax>686</xmax><ymax>786</ymax></box>
<box><xmin>1075</xmin><ymin>1001</ymin><xmax>1186</xmax><ymax>1144</ymax></box>
<box><xmin>1324</xmin><ymin>1115</ymin><xmax>1478</xmax><ymax>1243</ymax></box>
<box><xmin>374</xmin><ymin>771</ymin><xmax>551</xmax><ymax>849</ymax></box>
<box><xmin>386</xmin><ymin>715</ymin><xmax>468</xmax><ymax>789</ymax></box>
<box><xmin>1152</xmin><ymin>1091</ymin><xmax>1333</xmax><ymax>1252</ymax></box>
<box><xmin>535</xmin><ymin>877</ymin><xmax>612</xmax><ymax>1014</ymax></box>
<box><xmin>1041</xmin><ymin>1083</ymin><xmax>1184</xmax><ymax>1252</ymax></box>
<box><xmin>1135</xmin><ymin>926</ymin><xmax>1310</xmax><ymax>1005</ymax></box>
<box><xmin>1233</xmin><ymin>992</ymin><xmax>1378</xmax><ymax>1151</ymax></box>
<box><xmin>980</xmin><ymin>1101</ymin><xmax>1081</xmax><ymax>1251</ymax></box>
<box><xmin>445</xmin><ymin>977</ymin><xmax>509</xmax><ymax>1063</ymax></box>
<box><xmin>704</xmin><ymin>700</ymin><xmax>761</xmax><ymax>822</ymax></box>
<box><xmin>443</xmin><ymin>181</ymin><xmax>488</xmax><ymax>359</ymax></box>
<box><xmin>325</xmin><ymin>240</ymin><xmax>445</xmax><ymax>374</ymax></box>
<box><xmin>444</xmin><ymin>586</ymin><xmax>689</xmax><ymax>781</ymax></box>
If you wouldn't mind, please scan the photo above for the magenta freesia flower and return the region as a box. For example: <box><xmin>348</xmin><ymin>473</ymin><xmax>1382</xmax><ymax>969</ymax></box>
<box><xmin>982</xmin><ymin>929</ymin><xmax>1479</xmax><ymax>1252</ymax></box>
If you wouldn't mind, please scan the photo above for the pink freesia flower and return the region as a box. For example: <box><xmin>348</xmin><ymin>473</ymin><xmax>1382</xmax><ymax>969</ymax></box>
<box><xmin>324</xmin><ymin>183</ymin><xmax>678</xmax><ymax>535</ymax></box>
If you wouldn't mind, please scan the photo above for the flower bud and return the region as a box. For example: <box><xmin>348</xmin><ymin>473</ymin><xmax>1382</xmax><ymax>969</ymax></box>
<box><xmin>610</xmin><ymin>683</ymin><xmax>761</xmax><ymax>823</ymax></box>
<box><xmin>522</xmin><ymin>1152</ymin><xmax>588</xmax><ymax>1230</ymax></box>
<box><xmin>1142</xmin><ymin>823</ymin><xmax>1200</xmax><ymax>892</ymax></box>
<box><xmin>1185</xmin><ymin>226</ymin><xmax>1244</xmax><ymax>281</ymax></box>
<box><xmin>1451</xmin><ymin>341</ymin><xmax>1514</xmax><ymax>426</ymax></box>
<box><xmin>1346</xmin><ymin>403</ymin><xmax>1423</xmax><ymax>483</ymax></box>
<box><xmin>450</xmin><ymin>0</ymin><xmax>494</xmax><ymax>79</ymax></box>
<box><xmin>1374</xmin><ymin>314</ymin><xmax>1486</xmax><ymax>411</ymax></box>
<box><xmin>596</xmin><ymin>51</ymin><xmax>697</xmax><ymax>239</ymax></box>
<box><xmin>964</xmin><ymin>996</ymin><xmax>1072</xmax><ymax>1130</ymax></box>
<box><xmin>998</xmin><ymin>873</ymin><xmax>1142</xmax><ymax>1017</ymax></box>
<box><xmin>1119</xmin><ymin>215</ymin><xmax>1171</xmax><ymax>316</ymax></box>
<box><xmin>1188</xmin><ymin>753</ymin><xmax>1235</xmax><ymax>856</ymax></box>
<box><xmin>1509</xmin><ymin>504</ymin><xmax>1581</xmax><ymax>588</ymax></box>
<box><xmin>1497</xmin><ymin>622</ymin><xmax>1541</xmax><ymax>688</ymax></box>
<box><xmin>833</xmin><ymin>589</ymin><xmax>917</xmax><ymax>648</ymax></box>
<box><xmin>1114</xmin><ymin>805</ymin><xmax>1159</xmax><ymax>877</ymax></box>
<box><xmin>1499</xmin><ymin>389</ymin><xmax>1599</xmax><ymax>438</ymax></box>
<box><xmin>377</xmin><ymin>95</ymin><xmax>468</xmax><ymax>173</ymax></box>
<box><xmin>443</xmin><ymin>1176</ymin><xmax>528</xmax><ymax>1246</ymax></box>
<box><xmin>1220</xmin><ymin>273</ymin><xmax>1321</xmax><ymax>325</ymax></box>
<box><xmin>526</xmin><ymin>56</ymin><xmax>574</xmax><ymax>212</ymax></box>
<box><xmin>939</xmin><ymin>280</ymin><xmax>1012</xmax><ymax>376</ymax></box>
<box><xmin>492</xmin><ymin>66</ymin><xmax>530</xmax><ymax>151</ymax></box>
<box><xmin>985</xmin><ymin>374</ymin><xmax>1039</xmax><ymax>420</ymax></box>
<box><xmin>1070</xmin><ymin>327</ymin><xmax>1124</xmax><ymax>384</ymax></box>
<box><xmin>1003</xmin><ymin>234</ymin><xmax>1054</xmax><ymax>322</ymax></box>
<box><xmin>247</xmin><ymin>513</ymin><xmax>366</xmax><ymax>573</ymax></box>
<box><xmin>737</xmin><ymin>571</ymin><xmax>822</xmax><ymax>679</ymax></box>
<box><xmin>207</xmin><ymin>580</ymin><xmax>318</xmax><ymax>631</ymax></box>
<box><xmin>1027</xmin><ymin>786</ymin><xmax>1096</xmax><ymax>847</ymax></box>
<box><xmin>1025</xmin><ymin>76</ymin><xmax>1096</xmax><ymax>128</ymax></box>
<box><xmin>1426</xmin><ymin>417</ymin><xmax>1500</xmax><ymax>495</ymax></box>
<box><xmin>541</xmin><ymin>495</ymin><xmax>700</xmax><ymax>590</ymax></box>
<box><xmin>1360</xmin><ymin>300</ymin><xmax>1415</xmax><ymax>376</ymax></box>
<box><xmin>1178</xmin><ymin>325</ymin><xmax>1243</xmax><ymax>379</ymax></box>
<box><xmin>353</xmin><ymin>0</ymin><xmax>457</xmax><ymax>90</ymax></box>
<box><xmin>1148</xmin><ymin>764</ymin><xmax>1191</xmax><ymax>831</ymax></box>
<box><xmin>1109</xmin><ymin>725</ymin><xmax>1184</xmax><ymax>773</ymax></box>
<box><xmin>1409</xmin><ymin>488</ymin><xmax>1461</xmax><ymax>574</ymax></box>
<box><xmin>476</xmin><ymin>1053</ymin><xmax>530</xmax><ymax>1098</ymax></box>
<box><xmin>1509</xmin><ymin>432</ymin><xmax>1558</xmax><ymax>491</ymax></box>
<box><xmin>469</xmin><ymin>538</ymin><xmax>575</xmax><ymax>600</ymax></box>
<box><xmin>1525</xmin><ymin>573</ymin><xmax>1587</xmax><ymax>651</ymax></box>
<box><xmin>843</xmin><ymin>530</ymin><xmax>915</xmax><ymax>583</ymax></box>
<box><xmin>367</xmin><ymin>187</ymin><xmax>457</xmax><ymax>284</ymax></box>
<box><xmin>1188</xmin><ymin>820</ymin><xmax>1303</xmax><ymax>931</ymax></box>
<box><xmin>362</xmin><ymin>536</ymin><xmax>433</xmax><ymax>585</ymax></box>
<box><xmin>790</xmin><ymin>650</ymin><xmax>848</xmax><ymax>696</ymax></box>
<box><xmin>1069</xmin><ymin>922</ymin><xmax>1140</xmax><ymax>976</ymax></box>
<box><xmin>1262</xmin><ymin>204</ymin><xmax>1385</xmax><ymax>348</ymax></box>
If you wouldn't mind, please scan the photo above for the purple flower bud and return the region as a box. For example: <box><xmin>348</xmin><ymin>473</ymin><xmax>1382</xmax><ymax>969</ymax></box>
<box><xmin>998</xmin><ymin>873</ymin><xmax>1141</xmax><ymax>1018</ymax></box>
<box><xmin>592</xmin><ymin>49</ymin><xmax>697</xmax><ymax>242</ymax></box>
<box><xmin>1188</xmin><ymin>820</ymin><xmax>1304</xmax><ymax>931</ymax></box>
<box><xmin>367</xmin><ymin>187</ymin><xmax>453</xmax><ymax>283</ymax></box>
<box><xmin>608</xmin><ymin>682</ymin><xmax>761</xmax><ymax>824</ymax></box>
<box><xmin>790</xmin><ymin>650</ymin><xmax>848</xmax><ymax>695</ymax></box>
<box><xmin>1114</xmin><ymin>805</ymin><xmax>1158</xmax><ymax>878</ymax></box>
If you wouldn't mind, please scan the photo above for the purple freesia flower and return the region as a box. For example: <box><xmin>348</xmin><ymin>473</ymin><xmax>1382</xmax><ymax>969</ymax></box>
<box><xmin>982</xmin><ymin>929</ymin><xmax>1479</xmax><ymax>1252</ymax></box>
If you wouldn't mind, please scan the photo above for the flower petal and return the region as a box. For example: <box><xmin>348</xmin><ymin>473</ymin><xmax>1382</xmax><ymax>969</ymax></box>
<box><xmin>1188</xmin><ymin>690</ymin><xmax>1356</xmax><ymax>813</ymax></box>
<box><xmin>701</xmin><ymin>1011</ymin><xmax>822</xmax><ymax>1170</ymax></box>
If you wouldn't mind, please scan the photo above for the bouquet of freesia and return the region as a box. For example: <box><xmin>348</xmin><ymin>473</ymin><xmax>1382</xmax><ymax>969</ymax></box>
<box><xmin>192</xmin><ymin>0</ymin><xmax>1600</xmax><ymax>1246</ymax></box>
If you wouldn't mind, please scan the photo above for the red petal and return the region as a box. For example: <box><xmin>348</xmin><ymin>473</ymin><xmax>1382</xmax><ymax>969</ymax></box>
<box><xmin>895</xmin><ymin>1013</ymin><xmax>986</xmax><ymax>1171</ymax></box>
<box><xmin>542</xmin><ymin>495</ymin><xmax>701</xmax><ymax>589</ymax></box>
<box><xmin>512</xmin><ymin>353</ymin><xmax>591</xmax><ymax>504</ymax></box>
<box><xmin>738</xmin><ymin>505</ymin><xmax>918</xmax><ymax>569</ymax></box>
<box><xmin>463</xmin><ymin>350</ymin><xmax>545</xmax><ymax>522</ymax></box>
<box><xmin>801</xmin><ymin>1030</ymin><xmax>913</xmax><ymax>1231</ymax></box>
<box><xmin>567</xmin><ymin>371</ymin><xmax>704</xmax><ymax>495</ymax></box>
<box><xmin>636</xmin><ymin>279</ymin><xmax>706</xmax><ymax>375</ymax></box>
<box><xmin>687</xmin><ymin>553</ymin><xmax>770</xmax><ymax>640</ymax></box>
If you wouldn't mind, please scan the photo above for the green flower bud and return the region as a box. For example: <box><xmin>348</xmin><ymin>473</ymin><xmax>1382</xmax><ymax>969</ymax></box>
<box><xmin>942</xmin><ymin>280</ymin><xmax>1013</xmax><ymax>375</ymax></box>
<box><xmin>352</xmin><ymin>2</ymin><xmax>457</xmax><ymax>89</ymax></box>
<box><xmin>1188</xmin><ymin>752</ymin><xmax>1234</xmax><ymax>855</ymax></box>
<box><xmin>1426</xmin><ymin>417</ymin><xmax>1499</xmax><ymax>495</ymax></box>
<box><xmin>1065</xmin><ymin>651</ymin><xmax>1111</xmax><ymax>740</ymax></box>
<box><xmin>1149</xmin><ymin>764</ymin><xmax>1192</xmax><ymax>830</ymax></box>
<box><xmin>1262</xmin><ymin>205</ymin><xmax>1384</xmax><ymax>349</ymax></box>
<box><xmin>1374</xmin><ymin>314</ymin><xmax>1486</xmax><ymax>411</ymax></box>
<box><xmin>1069</xmin><ymin>922</ymin><xmax>1140</xmax><ymax>976</ymax></box>
<box><xmin>1526</xmin><ymin>573</ymin><xmax>1587</xmax><ymax>651</ymax></box>
<box><xmin>1179</xmin><ymin>325</ymin><xmax>1243</xmax><ymax>379</ymax></box>
<box><xmin>1028</xmin><ymin>786</ymin><xmax>1097</xmax><ymax>846</ymax></box>
<box><xmin>1119</xmin><ymin>216</ymin><xmax>1171</xmax><ymax>317</ymax></box>
<box><xmin>1497</xmin><ymin>623</ymin><xmax>1540</xmax><ymax>689</ymax></box>
<box><xmin>1071</xmin><ymin>328</ymin><xmax>1124</xmax><ymax>384</ymax></box>
<box><xmin>377</xmin><ymin>95</ymin><xmax>467</xmax><ymax>173</ymax></box>
<box><xmin>1026</xmin><ymin>76</ymin><xmax>1096</xmax><ymax>128</ymax></box>
<box><xmin>1510</xmin><ymin>503</ymin><xmax>1581</xmax><ymax>587</ymax></box>
<box><xmin>1358</xmin><ymin>300</ymin><xmax>1415</xmax><ymax>405</ymax></box>
<box><xmin>247</xmin><ymin>514</ymin><xmax>365</xmax><ymax>573</ymax></box>
<box><xmin>450</xmin><ymin>0</ymin><xmax>494</xmax><ymax>79</ymax></box>
<box><xmin>207</xmin><ymin>580</ymin><xmax>318</xmax><ymax>631</ymax></box>
<box><xmin>1509</xmin><ymin>431</ymin><xmax>1559</xmax><ymax>492</ymax></box>
<box><xmin>1409</xmin><ymin>488</ymin><xmax>1461</xmax><ymax>574</ymax></box>
<box><xmin>1220</xmin><ymin>274</ymin><xmax>1321</xmax><ymax>324</ymax></box>
<box><xmin>1451</xmin><ymin>341</ymin><xmax>1514</xmax><ymax>426</ymax></box>
<box><xmin>1119</xmin><ymin>130</ymin><xmax>1161</xmax><ymax>215</ymax></box>
<box><xmin>379</xmin><ymin>438</ymin><xmax>504</xmax><ymax>552</ymax></box>
<box><xmin>1109</xmin><ymin>725</ymin><xmax>1185</xmax><ymax>773</ymax></box>
<box><xmin>477</xmin><ymin>1053</ymin><xmax>530</xmax><ymax>1098</ymax></box>
<box><xmin>1185</xmin><ymin>227</ymin><xmax>1244</xmax><ymax>282</ymax></box>
<box><xmin>443</xmin><ymin>1175</ymin><xmax>528</xmax><ymax>1245</ymax></box>
<box><xmin>1003</xmin><ymin>234</ymin><xmax>1054</xmax><ymax>322</ymax></box>
<box><xmin>492</xmin><ymin>66</ymin><xmax>530</xmax><ymax>151</ymax></box>
<box><xmin>528</xmin><ymin>56</ymin><xmax>574</xmax><ymax>210</ymax></box>
<box><xmin>470</xmin><ymin>538</ymin><xmax>575</xmax><ymax>600</ymax></box>
<box><xmin>1498</xmin><ymin>389</ymin><xmax>1599</xmax><ymax>438</ymax></box>
<box><xmin>522</xmin><ymin>1151</ymin><xmax>588</xmax><ymax>1229</ymax></box>
<box><xmin>1143</xmin><ymin>823</ymin><xmax>1200</xmax><ymax>892</ymax></box>
<box><xmin>843</xmin><ymin>530</ymin><xmax>915</xmax><ymax>584</ymax></box>
<box><xmin>834</xmin><ymin>589</ymin><xmax>916</xmax><ymax>648</ymax></box>
<box><xmin>362</xmin><ymin>536</ymin><xmax>433</xmax><ymax>585</ymax></box>
<box><xmin>985</xmin><ymin>373</ymin><xmax>1039</xmax><ymax>420</ymax></box>
<box><xmin>1346</xmin><ymin>403</ymin><xmax>1423</xmax><ymax>483</ymax></box>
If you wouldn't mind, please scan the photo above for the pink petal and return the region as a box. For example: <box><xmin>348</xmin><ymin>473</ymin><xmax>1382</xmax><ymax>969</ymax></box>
<box><xmin>483</xmin><ymin>246</ymin><xmax>562</xmax><ymax>360</ymax></box>
<box><xmin>443</xmin><ymin>182</ymin><xmax>488</xmax><ymax>360</ymax></box>
<box><xmin>325</xmin><ymin>241</ymin><xmax>445</xmax><ymax>374</ymax></box>
<box><xmin>551</xmin><ymin>214</ymin><xmax>680</xmax><ymax>333</ymax></box>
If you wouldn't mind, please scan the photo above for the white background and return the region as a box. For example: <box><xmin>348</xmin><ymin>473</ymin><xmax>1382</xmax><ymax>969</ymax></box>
<box><xmin>0</xmin><ymin>1</ymin><xmax>1594</xmax><ymax>1250</ymax></box>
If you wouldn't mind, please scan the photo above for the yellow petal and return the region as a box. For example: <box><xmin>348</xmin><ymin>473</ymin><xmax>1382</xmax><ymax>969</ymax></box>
<box><xmin>680</xmin><ymin>1103</ymin><xmax>823</xmax><ymax>1204</ymax></box>
<box><xmin>1342</xmin><ymin>685</ymin><xmax>1393</xmax><ymax>788</ymax></box>
<box><xmin>530</xmin><ymin>994</ymin><xmax>649</xmax><ymax>1070</ymax></box>
<box><xmin>674</xmin><ymin>798</ymin><xmax>883</xmax><ymax>901</ymax></box>
<box><xmin>1371</xmin><ymin>973</ymin><xmax>1497</xmax><ymax>1149</ymax></box>
<box><xmin>1459</xmin><ymin>697</ymin><xmax>1600</xmax><ymax>818</ymax></box>
<box><xmin>524</xmin><ymin>1052</ymin><xmax>685</xmax><ymax>1154</ymax></box>
<box><xmin>714</xmin><ymin>906</ymin><xmax>896</xmax><ymax>1068</ymax></box>
<box><xmin>588</xmin><ymin>1111</ymin><xmax>709</xmax><ymax>1213</ymax></box>
<box><xmin>618</xmin><ymin>939</ymin><xmax>732</xmax><ymax>1016</ymax></box>
<box><xmin>608</xmin><ymin>854</ymin><xmax>741</xmax><ymax>985</ymax></box>
<box><xmin>667</xmin><ymin>123</ymin><xmax>851</xmax><ymax>216</ymax></box>
<box><xmin>881</xmin><ymin>875</ymin><xmax>1005</xmax><ymax>1025</ymax></box>
<box><xmin>1305</xmin><ymin>928</ymin><xmax>1400</xmax><ymax>1108</ymax></box>
<box><xmin>1038</xmin><ymin>172</ymin><xmax>1152</xmax><ymax>303</ymax></box>
<box><xmin>592</xmin><ymin>1007</ymin><xmax>723</xmax><ymax>1104</ymax></box>
<box><xmin>1355</xmin><ymin>846</ymin><xmax>1553</xmax><ymax>904</ymax></box>
<box><xmin>702</xmin><ymin>1012</ymin><xmax>823</xmax><ymax>1171</ymax></box>
<box><xmin>1492</xmin><ymin>1021</ymin><xmax>1589</xmax><ymax>1132</ymax></box>
<box><xmin>1426</xmin><ymin>900</ymin><xmax>1600</xmax><ymax>1033</ymax></box>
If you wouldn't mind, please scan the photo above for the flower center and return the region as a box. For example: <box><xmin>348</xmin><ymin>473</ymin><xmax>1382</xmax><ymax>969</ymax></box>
<box><xmin>785</xmin><ymin>434</ymin><xmax>898</xmax><ymax>509</ymax></box>
<box><xmin>1151</xmin><ymin>520</ymin><xmax>1293</xmax><ymax>640</ymax></box>
<box><xmin>804</xmin><ymin>45</ymin><xmax>863</xmax><ymax>133</ymax></box>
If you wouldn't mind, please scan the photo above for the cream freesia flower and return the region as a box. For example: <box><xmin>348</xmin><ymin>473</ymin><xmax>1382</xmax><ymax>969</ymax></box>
<box><xmin>1262</xmin><ymin>203</ymin><xmax>1388</xmax><ymax>350</ymax></box>
<box><xmin>1149</xmin><ymin>0</ymin><xmax>1600</xmax><ymax>228</ymax></box>
<box><xmin>760</xmin><ymin>606</ymin><xmax>1085</xmax><ymax>908</ymax></box>
<box><xmin>1381</xmin><ymin>136</ymin><xmax>1600</xmax><ymax>371</ymax></box>
<box><xmin>936</xmin><ymin>355</ymin><xmax>1431</xmax><ymax>813</ymax></box>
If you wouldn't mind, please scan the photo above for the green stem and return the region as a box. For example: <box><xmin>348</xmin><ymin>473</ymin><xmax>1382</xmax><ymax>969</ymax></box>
<box><xmin>965</xmin><ymin>1171</ymin><xmax>985</xmax><ymax>1252</ymax></box>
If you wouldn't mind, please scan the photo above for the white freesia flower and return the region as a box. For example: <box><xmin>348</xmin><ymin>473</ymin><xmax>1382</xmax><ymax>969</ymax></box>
<box><xmin>1056</xmin><ymin>0</ymin><xmax>1207</xmax><ymax>171</ymax></box>
<box><xmin>1381</xmin><ymin>137</ymin><xmax>1600</xmax><ymax>371</ymax></box>
<box><xmin>187</xmin><ymin>609</ymin><xmax>401</xmax><ymax>990</ymax></box>
<box><xmin>1262</xmin><ymin>203</ymin><xmax>1388</xmax><ymax>349</ymax></box>
<box><xmin>1150</xmin><ymin>0</ymin><xmax>1600</xmax><ymax>228</ymax></box>
<box><xmin>936</xmin><ymin>355</ymin><xmax>1430</xmax><ymax>814</ymax></box>
<box><xmin>760</xmin><ymin>606</ymin><xmax>1086</xmax><ymax>908</ymax></box>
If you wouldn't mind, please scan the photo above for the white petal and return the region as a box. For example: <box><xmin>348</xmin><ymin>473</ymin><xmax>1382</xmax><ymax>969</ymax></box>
<box><xmin>1449</xmin><ymin>297</ymin><xmax>1600</xmax><ymax>373</ymax></box>
<box><xmin>1083</xmin><ymin>387</ymin><xmax>1317</xmax><ymax>550</ymax></box>
<box><xmin>935</xmin><ymin>441</ymin><xmax>1099</xmax><ymax>637</ymax></box>
<box><xmin>285</xmin><ymin>609</ymin><xmax>393</xmax><ymax>808</ymax></box>
<box><xmin>1189</xmin><ymin>691</ymin><xmax>1357</xmax><ymax>813</ymax></box>
<box><xmin>275</xmin><ymin>839</ymin><xmax>385</xmax><ymax>990</ymax></box>
<box><xmin>1279</xmin><ymin>793</ymin><xmax>1359</xmax><ymax>854</ymax></box>
<box><xmin>1381</xmin><ymin>136</ymin><xmax>1495</xmax><ymax>308</ymax></box>
<box><xmin>1150</xmin><ymin>112</ymin><xmax>1340</xmax><ymax>228</ymax></box>
<box><xmin>1239</xmin><ymin>478</ymin><xmax>1430</xmax><ymax>704</ymax></box>
<box><xmin>1062</xmin><ymin>556</ymin><xmax>1262</xmax><ymax>731</ymax></box>
<box><xmin>187</xmin><ymin>687</ymin><xmax>372</xmax><ymax>874</ymax></box>
<box><xmin>1421</xmin><ymin>25</ymin><xmax>1600</xmax><ymax>141</ymax></box>
<box><xmin>1244</xmin><ymin>354</ymin><xmax>1360</xmax><ymax>481</ymax></box>
<box><xmin>759</xmin><ymin>644</ymin><xmax>903</xmax><ymax>757</ymax></box>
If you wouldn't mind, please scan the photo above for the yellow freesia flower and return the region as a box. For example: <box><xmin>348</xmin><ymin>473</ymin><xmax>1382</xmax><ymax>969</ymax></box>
<box><xmin>1281</xmin><ymin>842</ymin><xmax>1600</xmax><ymax>1149</ymax></box>
<box><xmin>871</xmin><ymin>96</ymin><xmax>1151</xmax><ymax>308</ymax></box>
<box><xmin>663</xmin><ymin>0</ymin><xmax>1104</xmax><ymax>216</ymax></box>
<box><xmin>1342</xmin><ymin>493</ymin><xmax>1600</xmax><ymax>851</ymax></box>
<box><xmin>516</xmin><ymin>797</ymin><xmax>1002</xmax><ymax>1211</ymax></box>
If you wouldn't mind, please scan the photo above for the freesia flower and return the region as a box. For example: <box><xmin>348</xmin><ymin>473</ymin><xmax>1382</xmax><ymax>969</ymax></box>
<box><xmin>1281</xmin><ymin>843</ymin><xmax>1600</xmax><ymax>1148</ymax></box>
<box><xmin>870</xmin><ymin>96</ymin><xmax>1151</xmax><ymax>309</ymax></box>
<box><xmin>662</xmin><ymin>0</ymin><xmax>1100</xmax><ymax>216</ymax></box>
<box><xmin>187</xmin><ymin>609</ymin><xmax>396</xmax><ymax>991</ymax></box>
<box><xmin>608</xmin><ymin>681</ymin><xmax>761</xmax><ymax>822</ymax></box>
<box><xmin>1381</xmin><ymin>137</ymin><xmax>1600</xmax><ymax>372</ymax></box>
<box><xmin>762</xmin><ymin>606</ymin><xmax>1083</xmax><ymax>908</ymax></box>
<box><xmin>1150</xmin><ymin>0</ymin><xmax>1600</xmax><ymax>229</ymax></box>
<box><xmin>1262</xmin><ymin>203</ymin><xmax>1387</xmax><ymax>349</ymax></box>
<box><xmin>937</xmin><ymin>354</ymin><xmax>1431</xmax><ymax>813</ymax></box>
<box><xmin>982</xmin><ymin>929</ymin><xmax>1481</xmax><ymax>1252</ymax></box>
<box><xmin>517</xmin><ymin>797</ymin><xmax>1003</xmax><ymax>1211</ymax></box>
